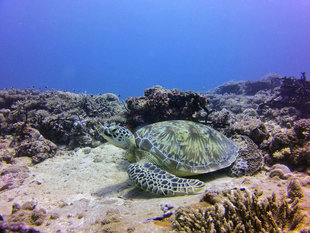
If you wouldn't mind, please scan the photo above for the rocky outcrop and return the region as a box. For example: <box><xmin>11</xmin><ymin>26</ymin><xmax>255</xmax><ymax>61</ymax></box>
<box><xmin>126</xmin><ymin>86</ymin><xmax>210</xmax><ymax>129</ymax></box>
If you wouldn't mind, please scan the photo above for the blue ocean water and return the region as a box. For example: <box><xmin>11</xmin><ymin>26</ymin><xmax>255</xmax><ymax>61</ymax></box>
<box><xmin>0</xmin><ymin>0</ymin><xmax>309</xmax><ymax>98</ymax></box>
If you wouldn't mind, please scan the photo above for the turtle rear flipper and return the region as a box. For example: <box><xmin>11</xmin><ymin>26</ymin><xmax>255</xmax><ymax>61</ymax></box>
<box><xmin>128</xmin><ymin>163</ymin><xmax>205</xmax><ymax>196</ymax></box>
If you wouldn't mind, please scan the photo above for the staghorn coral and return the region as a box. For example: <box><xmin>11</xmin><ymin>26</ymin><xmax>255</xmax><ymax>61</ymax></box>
<box><xmin>172</xmin><ymin>187</ymin><xmax>305</xmax><ymax>233</ymax></box>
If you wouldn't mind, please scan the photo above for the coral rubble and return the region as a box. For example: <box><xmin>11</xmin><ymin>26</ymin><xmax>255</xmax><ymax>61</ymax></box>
<box><xmin>0</xmin><ymin>201</ymin><xmax>46</xmax><ymax>232</ymax></box>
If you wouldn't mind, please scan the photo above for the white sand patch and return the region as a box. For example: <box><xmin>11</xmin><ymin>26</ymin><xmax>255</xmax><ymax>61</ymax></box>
<box><xmin>0</xmin><ymin>143</ymin><xmax>300</xmax><ymax>232</ymax></box>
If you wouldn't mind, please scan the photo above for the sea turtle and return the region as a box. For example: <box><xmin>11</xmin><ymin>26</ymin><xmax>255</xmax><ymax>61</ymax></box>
<box><xmin>101</xmin><ymin>120</ymin><xmax>238</xmax><ymax>196</ymax></box>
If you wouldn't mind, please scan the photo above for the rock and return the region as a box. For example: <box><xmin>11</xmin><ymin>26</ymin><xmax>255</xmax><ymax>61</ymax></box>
<box><xmin>82</xmin><ymin>147</ymin><xmax>91</xmax><ymax>154</ymax></box>
<box><xmin>50</xmin><ymin>213</ymin><xmax>59</xmax><ymax>220</ymax></box>
<box><xmin>21</xmin><ymin>201</ymin><xmax>37</xmax><ymax>211</ymax></box>
<box><xmin>9</xmin><ymin>124</ymin><xmax>57</xmax><ymax>163</ymax></box>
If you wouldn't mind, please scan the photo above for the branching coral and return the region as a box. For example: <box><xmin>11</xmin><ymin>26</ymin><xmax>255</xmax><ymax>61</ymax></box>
<box><xmin>172</xmin><ymin>187</ymin><xmax>305</xmax><ymax>233</ymax></box>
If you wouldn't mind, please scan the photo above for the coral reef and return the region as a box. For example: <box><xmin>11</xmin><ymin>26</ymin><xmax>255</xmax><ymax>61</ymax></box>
<box><xmin>263</xmin><ymin>118</ymin><xmax>310</xmax><ymax>170</ymax></box>
<box><xmin>211</xmin><ymin>74</ymin><xmax>281</xmax><ymax>96</ymax></box>
<box><xmin>126</xmin><ymin>85</ymin><xmax>210</xmax><ymax>129</ymax></box>
<box><xmin>0</xmin><ymin>89</ymin><xmax>127</xmax><ymax>148</ymax></box>
<box><xmin>229</xmin><ymin>113</ymin><xmax>268</xmax><ymax>144</ymax></box>
<box><xmin>1</xmin><ymin>74</ymin><xmax>309</xmax><ymax>232</ymax></box>
<box><xmin>266</xmin><ymin>74</ymin><xmax>310</xmax><ymax>117</ymax></box>
<box><xmin>203</xmin><ymin>74</ymin><xmax>310</xmax><ymax>172</ymax></box>
<box><xmin>172</xmin><ymin>186</ymin><xmax>306</xmax><ymax>232</ymax></box>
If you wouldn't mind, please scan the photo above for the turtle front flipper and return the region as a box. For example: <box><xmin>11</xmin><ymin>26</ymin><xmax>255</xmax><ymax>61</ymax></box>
<box><xmin>127</xmin><ymin>162</ymin><xmax>205</xmax><ymax>196</ymax></box>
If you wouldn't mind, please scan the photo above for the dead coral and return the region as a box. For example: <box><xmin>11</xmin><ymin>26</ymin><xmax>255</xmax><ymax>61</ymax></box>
<box><xmin>172</xmin><ymin>187</ymin><xmax>305</xmax><ymax>233</ymax></box>
<box><xmin>210</xmin><ymin>74</ymin><xmax>281</xmax><ymax>96</ymax></box>
<box><xmin>126</xmin><ymin>85</ymin><xmax>210</xmax><ymax>129</ymax></box>
<box><xmin>229</xmin><ymin>135</ymin><xmax>264</xmax><ymax>177</ymax></box>
<box><xmin>267</xmin><ymin>74</ymin><xmax>310</xmax><ymax>117</ymax></box>
<box><xmin>0</xmin><ymin>201</ymin><xmax>47</xmax><ymax>232</ymax></box>
<box><xmin>231</xmin><ymin>115</ymin><xmax>268</xmax><ymax>145</ymax></box>
<box><xmin>9</xmin><ymin>122</ymin><xmax>57</xmax><ymax>163</ymax></box>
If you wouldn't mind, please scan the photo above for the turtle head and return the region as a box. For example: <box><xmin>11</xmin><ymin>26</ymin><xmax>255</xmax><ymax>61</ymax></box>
<box><xmin>101</xmin><ymin>125</ymin><xmax>135</xmax><ymax>151</ymax></box>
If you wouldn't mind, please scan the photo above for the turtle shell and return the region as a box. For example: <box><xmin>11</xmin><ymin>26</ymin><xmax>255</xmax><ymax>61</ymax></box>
<box><xmin>134</xmin><ymin>120</ymin><xmax>238</xmax><ymax>176</ymax></box>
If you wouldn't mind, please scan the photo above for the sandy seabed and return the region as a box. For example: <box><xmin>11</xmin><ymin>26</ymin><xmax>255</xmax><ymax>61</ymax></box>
<box><xmin>1</xmin><ymin>143</ymin><xmax>310</xmax><ymax>233</ymax></box>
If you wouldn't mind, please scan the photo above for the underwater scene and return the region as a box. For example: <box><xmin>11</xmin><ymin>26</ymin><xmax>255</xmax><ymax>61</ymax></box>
<box><xmin>1</xmin><ymin>1</ymin><xmax>310</xmax><ymax>233</ymax></box>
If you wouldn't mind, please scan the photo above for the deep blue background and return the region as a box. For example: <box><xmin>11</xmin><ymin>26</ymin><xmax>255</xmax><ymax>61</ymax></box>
<box><xmin>1</xmin><ymin>0</ymin><xmax>310</xmax><ymax>98</ymax></box>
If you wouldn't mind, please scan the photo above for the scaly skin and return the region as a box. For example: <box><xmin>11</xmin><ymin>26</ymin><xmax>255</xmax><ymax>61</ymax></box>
<box><xmin>101</xmin><ymin>124</ymin><xmax>206</xmax><ymax>196</ymax></box>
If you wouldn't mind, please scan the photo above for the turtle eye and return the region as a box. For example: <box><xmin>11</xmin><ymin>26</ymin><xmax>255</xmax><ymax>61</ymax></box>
<box><xmin>104</xmin><ymin>128</ymin><xmax>112</xmax><ymax>137</ymax></box>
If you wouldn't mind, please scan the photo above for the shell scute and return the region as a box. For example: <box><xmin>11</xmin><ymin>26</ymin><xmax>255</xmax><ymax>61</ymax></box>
<box><xmin>134</xmin><ymin>120</ymin><xmax>238</xmax><ymax>175</ymax></box>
